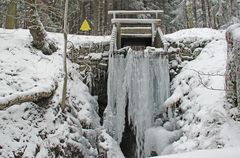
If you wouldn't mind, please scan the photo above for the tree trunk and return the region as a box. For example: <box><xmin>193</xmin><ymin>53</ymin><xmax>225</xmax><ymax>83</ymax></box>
<box><xmin>26</xmin><ymin>0</ymin><xmax>57</xmax><ymax>55</ymax></box>
<box><xmin>98</xmin><ymin>0</ymin><xmax>103</xmax><ymax>35</ymax></box>
<box><xmin>61</xmin><ymin>0</ymin><xmax>69</xmax><ymax>110</ymax></box>
<box><xmin>201</xmin><ymin>0</ymin><xmax>207</xmax><ymax>27</ymax></box>
<box><xmin>6</xmin><ymin>0</ymin><xmax>17</xmax><ymax>29</ymax></box>
<box><xmin>193</xmin><ymin>0</ymin><xmax>197</xmax><ymax>27</ymax></box>
<box><xmin>206</xmin><ymin>0</ymin><xmax>212</xmax><ymax>28</ymax></box>
<box><xmin>230</xmin><ymin>0</ymin><xmax>233</xmax><ymax>16</ymax></box>
<box><xmin>107</xmin><ymin>0</ymin><xmax>114</xmax><ymax>34</ymax></box>
<box><xmin>186</xmin><ymin>0</ymin><xmax>194</xmax><ymax>28</ymax></box>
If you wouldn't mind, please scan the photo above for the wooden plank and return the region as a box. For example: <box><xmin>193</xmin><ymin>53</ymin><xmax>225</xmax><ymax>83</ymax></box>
<box><xmin>108</xmin><ymin>10</ymin><xmax>164</xmax><ymax>15</ymax></box>
<box><xmin>121</xmin><ymin>27</ymin><xmax>152</xmax><ymax>34</ymax></box>
<box><xmin>112</xmin><ymin>18</ymin><xmax>161</xmax><ymax>24</ymax></box>
<box><xmin>121</xmin><ymin>34</ymin><xmax>152</xmax><ymax>38</ymax></box>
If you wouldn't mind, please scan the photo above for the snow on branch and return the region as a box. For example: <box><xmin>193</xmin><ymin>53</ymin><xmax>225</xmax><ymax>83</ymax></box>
<box><xmin>0</xmin><ymin>82</ymin><xmax>56</xmax><ymax>110</ymax></box>
<box><xmin>185</xmin><ymin>68</ymin><xmax>232</xmax><ymax>92</ymax></box>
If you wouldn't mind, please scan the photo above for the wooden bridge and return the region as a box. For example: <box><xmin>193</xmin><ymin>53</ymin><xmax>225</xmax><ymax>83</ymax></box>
<box><xmin>108</xmin><ymin>10</ymin><xmax>168</xmax><ymax>52</ymax></box>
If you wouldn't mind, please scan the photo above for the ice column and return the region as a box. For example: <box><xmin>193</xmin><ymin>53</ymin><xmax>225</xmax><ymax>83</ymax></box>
<box><xmin>104</xmin><ymin>48</ymin><xmax>170</xmax><ymax>157</ymax></box>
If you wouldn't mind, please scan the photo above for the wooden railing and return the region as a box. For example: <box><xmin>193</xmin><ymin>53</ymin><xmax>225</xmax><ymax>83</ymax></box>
<box><xmin>108</xmin><ymin>10</ymin><xmax>165</xmax><ymax>50</ymax></box>
<box><xmin>109</xmin><ymin>25</ymin><xmax>117</xmax><ymax>53</ymax></box>
<box><xmin>108</xmin><ymin>10</ymin><xmax>164</xmax><ymax>19</ymax></box>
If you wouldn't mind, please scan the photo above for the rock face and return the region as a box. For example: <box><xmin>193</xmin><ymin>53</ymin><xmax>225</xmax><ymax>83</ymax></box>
<box><xmin>226</xmin><ymin>24</ymin><xmax>240</xmax><ymax>106</ymax></box>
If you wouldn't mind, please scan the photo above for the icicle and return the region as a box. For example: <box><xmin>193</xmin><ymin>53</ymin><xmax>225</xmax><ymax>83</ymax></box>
<box><xmin>104</xmin><ymin>48</ymin><xmax>170</xmax><ymax>157</ymax></box>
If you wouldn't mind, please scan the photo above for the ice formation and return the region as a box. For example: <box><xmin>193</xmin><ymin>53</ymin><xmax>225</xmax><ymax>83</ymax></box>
<box><xmin>104</xmin><ymin>48</ymin><xmax>170</xmax><ymax>157</ymax></box>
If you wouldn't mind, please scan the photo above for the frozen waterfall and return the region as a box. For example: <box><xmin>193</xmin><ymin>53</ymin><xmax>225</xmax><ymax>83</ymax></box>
<box><xmin>104</xmin><ymin>47</ymin><xmax>170</xmax><ymax>157</ymax></box>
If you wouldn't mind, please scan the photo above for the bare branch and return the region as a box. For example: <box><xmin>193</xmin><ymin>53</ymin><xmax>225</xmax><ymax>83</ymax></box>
<box><xmin>185</xmin><ymin>68</ymin><xmax>232</xmax><ymax>92</ymax></box>
<box><xmin>185</xmin><ymin>68</ymin><xmax>226</xmax><ymax>77</ymax></box>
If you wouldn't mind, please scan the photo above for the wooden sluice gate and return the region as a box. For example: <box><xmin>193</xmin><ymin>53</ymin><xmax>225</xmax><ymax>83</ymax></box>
<box><xmin>108</xmin><ymin>10</ymin><xmax>168</xmax><ymax>52</ymax></box>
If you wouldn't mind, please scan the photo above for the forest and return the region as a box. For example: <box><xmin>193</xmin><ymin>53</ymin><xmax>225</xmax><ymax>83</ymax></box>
<box><xmin>1</xmin><ymin>0</ymin><xmax>240</xmax><ymax>34</ymax></box>
<box><xmin>0</xmin><ymin>0</ymin><xmax>240</xmax><ymax>158</ymax></box>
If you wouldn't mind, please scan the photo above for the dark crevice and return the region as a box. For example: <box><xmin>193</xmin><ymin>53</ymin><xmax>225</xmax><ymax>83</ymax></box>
<box><xmin>89</xmin><ymin>68</ymin><xmax>108</xmax><ymax>125</ymax></box>
<box><xmin>120</xmin><ymin>102</ymin><xmax>137</xmax><ymax>158</ymax></box>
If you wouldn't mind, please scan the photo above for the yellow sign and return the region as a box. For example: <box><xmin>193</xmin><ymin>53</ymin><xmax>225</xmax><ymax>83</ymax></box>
<box><xmin>80</xmin><ymin>19</ymin><xmax>91</xmax><ymax>31</ymax></box>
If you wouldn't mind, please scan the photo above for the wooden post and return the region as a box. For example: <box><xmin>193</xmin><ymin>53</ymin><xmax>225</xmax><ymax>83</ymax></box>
<box><xmin>156</xmin><ymin>12</ymin><xmax>159</xmax><ymax>19</ymax></box>
<box><xmin>116</xmin><ymin>23</ymin><xmax>121</xmax><ymax>49</ymax></box>
<box><xmin>152</xmin><ymin>23</ymin><xmax>155</xmax><ymax>46</ymax></box>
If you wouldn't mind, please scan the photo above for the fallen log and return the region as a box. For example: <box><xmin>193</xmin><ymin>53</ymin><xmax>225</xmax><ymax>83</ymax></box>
<box><xmin>0</xmin><ymin>84</ymin><xmax>56</xmax><ymax>110</ymax></box>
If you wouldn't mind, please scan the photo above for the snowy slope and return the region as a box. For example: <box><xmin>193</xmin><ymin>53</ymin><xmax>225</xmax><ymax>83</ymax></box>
<box><xmin>0</xmin><ymin>29</ymin><xmax>115</xmax><ymax>157</ymax></box>
<box><xmin>152</xmin><ymin>147</ymin><xmax>240</xmax><ymax>158</ymax></box>
<box><xmin>160</xmin><ymin>29</ymin><xmax>240</xmax><ymax>155</ymax></box>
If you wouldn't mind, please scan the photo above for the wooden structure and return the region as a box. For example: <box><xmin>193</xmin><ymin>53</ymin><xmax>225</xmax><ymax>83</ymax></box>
<box><xmin>108</xmin><ymin>10</ymin><xmax>168</xmax><ymax>51</ymax></box>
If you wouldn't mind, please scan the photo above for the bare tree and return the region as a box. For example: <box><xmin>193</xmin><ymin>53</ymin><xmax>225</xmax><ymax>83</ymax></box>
<box><xmin>61</xmin><ymin>0</ymin><xmax>69</xmax><ymax>110</ymax></box>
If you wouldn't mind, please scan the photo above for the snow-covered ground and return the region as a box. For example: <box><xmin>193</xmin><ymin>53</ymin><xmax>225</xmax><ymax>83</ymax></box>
<box><xmin>152</xmin><ymin>147</ymin><xmax>240</xmax><ymax>158</ymax></box>
<box><xmin>1</xmin><ymin>27</ymin><xmax>240</xmax><ymax>158</ymax></box>
<box><xmin>149</xmin><ymin>28</ymin><xmax>240</xmax><ymax>157</ymax></box>
<box><xmin>164</xmin><ymin>28</ymin><xmax>225</xmax><ymax>43</ymax></box>
<box><xmin>0</xmin><ymin>29</ymin><xmax>116</xmax><ymax>157</ymax></box>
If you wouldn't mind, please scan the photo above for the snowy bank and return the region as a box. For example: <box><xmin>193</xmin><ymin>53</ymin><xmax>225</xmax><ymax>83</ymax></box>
<box><xmin>162</xmin><ymin>28</ymin><xmax>240</xmax><ymax>155</ymax></box>
<box><xmin>165</xmin><ymin>28</ymin><xmax>225</xmax><ymax>43</ymax></box>
<box><xmin>0</xmin><ymin>28</ymin><xmax>120</xmax><ymax>157</ymax></box>
<box><xmin>151</xmin><ymin>147</ymin><xmax>240</xmax><ymax>158</ymax></box>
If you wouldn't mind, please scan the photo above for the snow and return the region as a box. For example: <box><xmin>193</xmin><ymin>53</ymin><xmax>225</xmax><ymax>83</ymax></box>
<box><xmin>162</xmin><ymin>29</ymin><xmax>240</xmax><ymax>156</ymax></box>
<box><xmin>0</xmin><ymin>30</ymin><xmax>60</xmax><ymax>104</ymax></box>
<box><xmin>0</xmin><ymin>28</ymin><xmax>106</xmax><ymax>157</ymax></box>
<box><xmin>144</xmin><ymin>127</ymin><xmax>182</xmax><ymax>156</ymax></box>
<box><xmin>98</xmin><ymin>130</ymin><xmax>125</xmax><ymax>158</ymax></box>
<box><xmin>88</xmin><ymin>52</ymin><xmax>103</xmax><ymax>60</ymax></box>
<box><xmin>164</xmin><ymin>28</ymin><xmax>225</xmax><ymax>43</ymax></box>
<box><xmin>1</xmin><ymin>27</ymin><xmax>240</xmax><ymax>158</ymax></box>
<box><xmin>226</xmin><ymin>23</ymin><xmax>240</xmax><ymax>40</ymax></box>
<box><xmin>151</xmin><ymin>147</ymin><xmax>240</xmax><ymax>158</ymax></box>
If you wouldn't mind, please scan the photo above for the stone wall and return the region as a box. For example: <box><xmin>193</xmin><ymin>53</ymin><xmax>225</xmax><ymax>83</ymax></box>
<box><xmin>166</xmin><ymin>39</ymin><xmax>210</xmax><ymax>80</ymax></box>
<box><xmin>226</xmin><ymin>24</ymin><xmax>240</xmax><ymax>106</ymax></box>
<box><xmin>68</xmin><ymin>42</ymin><xmax>110</xmax><ymax>121</ymax></box>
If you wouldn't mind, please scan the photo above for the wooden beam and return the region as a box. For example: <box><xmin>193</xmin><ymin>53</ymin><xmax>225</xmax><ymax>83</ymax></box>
<box><xmin>121</xmin><ymin>34</ymin><xmax>152</xmax><ymax>38</ymax></box>
<box><xmin>121</xmin><ymin>27</ymin><xmax>152</xmax><ymax>34</ymax></box>
<box><xmin>108</xmin><ymin>10</ymin><xmax>164</xmax><ymax>15</ymax></box>
<box><xmin>112</xmin><ymin>18</ymin><xmax>161</xmax><ymax>24</ymax></box>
